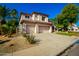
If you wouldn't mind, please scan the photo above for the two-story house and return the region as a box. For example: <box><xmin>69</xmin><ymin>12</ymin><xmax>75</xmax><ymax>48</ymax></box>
<box><xmin>19</xmin><ymin>12</ymin><xmax>52</xmax><ymax>34</ymax></box>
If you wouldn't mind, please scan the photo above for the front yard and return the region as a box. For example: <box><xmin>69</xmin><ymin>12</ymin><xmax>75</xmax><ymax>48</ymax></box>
<box><xmin>0</xmin><ymin>33</ymin><xmax>78</xmax><ymax>56</ymax></box>
<box><xmin>0</xmin><ymin>35</ymin><xmax>37</xmax><ymax>55</ymax></box>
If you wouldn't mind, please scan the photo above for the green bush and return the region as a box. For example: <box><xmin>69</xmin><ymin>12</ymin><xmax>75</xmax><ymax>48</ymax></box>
<box><xmin>23</xmin><ymin>33</ymin><xmax>38</xmax><ymax>44</ymax></box>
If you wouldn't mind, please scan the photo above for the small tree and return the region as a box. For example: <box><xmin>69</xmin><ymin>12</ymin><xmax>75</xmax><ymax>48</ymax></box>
<box><xmin>0</xmin><ymin>5</ymin><xmax>19</xmax><ymax>36</ymax></box>
<box><xmin>62</xmin><ymin>4</ymin><xmax>79</xmax><ymax>25</ymax></box>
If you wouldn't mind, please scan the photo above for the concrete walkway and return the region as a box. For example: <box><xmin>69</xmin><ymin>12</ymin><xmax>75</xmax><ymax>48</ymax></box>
<box><xmin>6</xmin><ymin>33</ymin><xmax>78</xmax><ymax>56</ymax></box>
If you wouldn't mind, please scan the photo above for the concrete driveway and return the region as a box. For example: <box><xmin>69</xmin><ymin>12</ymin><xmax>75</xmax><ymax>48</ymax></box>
<box><xmin>6</xmin><ymin>33</ymin><xmax>78</xmax><ymax>56</ymax></box>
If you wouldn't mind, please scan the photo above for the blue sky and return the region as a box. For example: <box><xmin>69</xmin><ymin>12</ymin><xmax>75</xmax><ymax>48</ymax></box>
<box><xmin>0</xmin><ymin>3</ymin><xmax>79</xmax><ymax>26</ymax></box>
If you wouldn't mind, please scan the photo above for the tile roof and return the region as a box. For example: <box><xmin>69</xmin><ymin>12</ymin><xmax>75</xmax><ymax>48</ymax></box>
<box><xmin>32</xmin><ymin>12</ymin><xmax>48</xmax><ymax>17</ymax></box>
<box><xmin>20</xmin><ymin>12</ymin><xmax>48</xmax><ymax>17</ymax></box>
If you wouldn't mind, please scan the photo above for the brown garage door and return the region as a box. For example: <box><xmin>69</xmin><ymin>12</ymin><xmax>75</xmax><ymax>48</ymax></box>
<box><xmin>39</xmin><ymin>26</ymin><xmax>49</xmax><ymax>33</ymax></box>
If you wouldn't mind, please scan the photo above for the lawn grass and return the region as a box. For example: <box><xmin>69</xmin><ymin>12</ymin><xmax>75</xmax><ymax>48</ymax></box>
<box><xmin>56</xmin><ymin>31</ymin><xmax>79</xmax><ymax>36</ymax></box>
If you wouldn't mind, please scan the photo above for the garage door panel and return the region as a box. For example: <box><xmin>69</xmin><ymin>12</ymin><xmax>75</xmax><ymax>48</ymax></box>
<box><xmin>39</xmin><ymin>26</ymin><xmax>49</xmax><ymax>33</ymax></box>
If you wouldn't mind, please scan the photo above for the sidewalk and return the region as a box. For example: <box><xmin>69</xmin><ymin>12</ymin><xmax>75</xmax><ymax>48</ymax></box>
<box><xmin>6</xmin><ymin>33</ymin><xmax>78</xmax><ymax>56</ymax></box>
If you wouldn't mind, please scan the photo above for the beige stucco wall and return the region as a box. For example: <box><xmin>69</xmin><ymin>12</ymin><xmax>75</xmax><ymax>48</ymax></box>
<box><xmin>32</xmin><ymin>14</ymin><xmax>48</xmax><ymax>22</ymax></box>
<box><xmin>20</xmin><ymin>13</ymin><xmax>48</xmax><ymax>22</ymax></box>
<box><xmin>45</xmin><ymin>17</ymin><xmax>48</xmax><ymax>22</ymax></box>
<box><xmin>20</xmin><ymin>15</ymin><xmax>26</xmax><ymax>23</ymax></box>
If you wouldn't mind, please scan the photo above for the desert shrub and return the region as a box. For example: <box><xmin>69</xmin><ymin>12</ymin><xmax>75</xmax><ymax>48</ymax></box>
<box><xmin>23</xmin><ymin>33</ymin><xmax>38</xmax><ymax>44</ymax></box>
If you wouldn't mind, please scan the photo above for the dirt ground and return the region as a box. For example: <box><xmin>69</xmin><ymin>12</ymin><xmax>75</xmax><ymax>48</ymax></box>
<box><xmin>0</xmin><ymin>35</ymin><xmax>36</xmax><ymax>55</ymax></box>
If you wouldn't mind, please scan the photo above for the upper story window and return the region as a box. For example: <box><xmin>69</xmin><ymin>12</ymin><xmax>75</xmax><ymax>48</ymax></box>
<box><xmin>25</xmin><ymin>16</ymin><xmax>30</xmax><ymax>19</ymax></box>
<box><xmin>35</xmin><ymin>14</ymin><xmax>38</xmax><ymax>18</ymax></box>
<box><xmin>34</xmin><ymin>14</ymin><xmax>38</xmax><ymax>20</ymax></box>
<box><xmin>42</xmin><ymin>16</ymin><xmax>45</xmax><ymax>21</ymax></box>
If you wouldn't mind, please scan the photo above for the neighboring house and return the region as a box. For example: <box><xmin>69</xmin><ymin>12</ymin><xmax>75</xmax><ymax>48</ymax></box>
<box><xmin>72</xmin><ymin>24</ymin><xmax>78</xmax><ymax>31</ymax></box>
<box><xmin>68</xmin><ymin>24</ymin><xmax>79</xmax><ymax>32</ymax></box>
<box><xmin>19</xmin><ymin>12</ymin><xmax>52</xmax><ymax>34</ymax></box>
